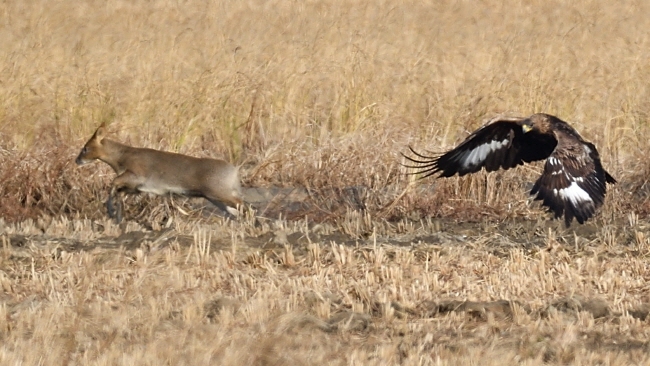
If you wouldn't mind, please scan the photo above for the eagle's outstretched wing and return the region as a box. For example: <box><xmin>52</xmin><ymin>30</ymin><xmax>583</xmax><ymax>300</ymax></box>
<box><xmin>402</xmin><ymin>113</ymin><xmax>617</xmax><ymax>226</ymax></box>
<box><xmin>530</xmin><ymin>138</ymin><xmax>617</xmax><ymax>226</ymax></box>
<box><xmin>402</xmin><ymin>119</ymin><xmax>557</xmax><ymax>178</ymax></box>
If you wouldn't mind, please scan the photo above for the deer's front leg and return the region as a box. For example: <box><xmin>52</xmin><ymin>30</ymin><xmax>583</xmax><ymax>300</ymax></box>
<box><xmin>106</xmin><ymin>186</ymin><xmax>124</xmax><ymax>223</ymax></box>
<box><xmin>106</xmin><ymin>171</ymin><xmax>142</xmax><ymax>223</ymax></box>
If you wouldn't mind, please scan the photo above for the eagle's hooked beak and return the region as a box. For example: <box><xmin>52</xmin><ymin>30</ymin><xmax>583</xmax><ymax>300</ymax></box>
<box><xmin>521</xmin><ymin>123</ymin><xmax>533</xmax><ymax>133</ymax></box>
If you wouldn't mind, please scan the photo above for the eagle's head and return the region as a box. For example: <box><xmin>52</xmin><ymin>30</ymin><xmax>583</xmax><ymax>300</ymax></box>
<box><xmin>520</xmin><ymin>114</ymin><xmax>553</xmax><ymax>134</ymax></box>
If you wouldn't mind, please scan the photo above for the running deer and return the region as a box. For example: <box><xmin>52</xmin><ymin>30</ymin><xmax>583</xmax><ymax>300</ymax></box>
<box><xmin>76</xmin><ymin>123</ymin><xmax>243</xmax><ymax>222</ymax></box>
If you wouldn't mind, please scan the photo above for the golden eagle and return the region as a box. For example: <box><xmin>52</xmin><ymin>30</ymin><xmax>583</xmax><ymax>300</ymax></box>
<box><xmin>403</xmin><ymin>113</ymin><xmax>616</xmax><ymax>226</ymax></box>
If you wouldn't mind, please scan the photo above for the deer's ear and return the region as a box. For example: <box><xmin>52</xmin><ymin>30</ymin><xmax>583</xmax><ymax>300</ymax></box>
<box><xmin>94</xmin><ymin>123</ymin><xmax>107</xmax><ymax>141</ymax></box>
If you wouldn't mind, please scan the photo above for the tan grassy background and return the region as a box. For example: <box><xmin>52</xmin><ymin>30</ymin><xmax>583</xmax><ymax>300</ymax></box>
<box><xmin>1</xmin><ymin>0</ymin><xmax>649</xmax><ymax>222</ymax></box>
<box><xmin>2</xmin><ymin>0</ymin><xmax>650</xmax><ymax>364</ymax></box>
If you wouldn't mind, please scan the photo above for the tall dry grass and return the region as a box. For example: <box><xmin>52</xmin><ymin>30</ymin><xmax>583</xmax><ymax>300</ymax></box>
<box><xmin>2</xmin><ymin>0</ymin><xmax>650</xmax><ymax>221</ymax></box>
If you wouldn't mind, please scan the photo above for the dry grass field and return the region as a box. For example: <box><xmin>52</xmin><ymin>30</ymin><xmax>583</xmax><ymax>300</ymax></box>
<box><xmin>2</xmin><ymin>0</ymin><xmax>650</xmax><ymax>364</ymax></box>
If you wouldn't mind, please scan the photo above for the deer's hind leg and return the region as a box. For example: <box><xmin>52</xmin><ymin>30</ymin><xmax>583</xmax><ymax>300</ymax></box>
<box><xmin>203</xmin><ymin>184</ymin><xmax>243</xmax><ymax>219</ymax></box>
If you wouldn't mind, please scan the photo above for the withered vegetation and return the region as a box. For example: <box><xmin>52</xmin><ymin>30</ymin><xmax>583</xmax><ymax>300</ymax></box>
<box><xmin>2</xmin><ymin>0</ymin><xmax>650</xmax><ymax>364</ymax></box>
<box><xmin>3</xmin><ymin>215</ymin><xmax>650</xmax><ymax>364</ymax></box>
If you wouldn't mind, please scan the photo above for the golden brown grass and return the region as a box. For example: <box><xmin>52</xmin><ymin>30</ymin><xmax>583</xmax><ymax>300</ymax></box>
<box><xmin>2</xmin><ymin>0</ymin><xmax>650</xmax><ymax>363</ymax></box>
<box><xmin>3</xmin><ymin>0</ymin><xmax>650</xmax><ymax>222</ymax></box>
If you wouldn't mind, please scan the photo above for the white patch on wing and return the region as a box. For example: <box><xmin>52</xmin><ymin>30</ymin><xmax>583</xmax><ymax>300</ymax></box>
<box><xmin>556</xmin><ymin>182</ymin><xmax>592</xmax><ymax>205</ymax></box>
<box><xmin>547</xmin><ymin>157</ymin><xmax>564</xmax><ymax>176</ymax></box>
<box><xmin>461</xmin><ymin>138</ymin><xmax>509</xmax><ymax>168</ymax></box>
<box><xmin>548</xmin><ymin>157</ymin><xmax>560</xmax><ymax>166</ymax></box>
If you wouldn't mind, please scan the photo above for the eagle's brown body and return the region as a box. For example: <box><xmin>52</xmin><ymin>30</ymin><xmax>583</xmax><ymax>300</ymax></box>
<box><xmin>404</xmin><ymin>113</ymin><xmax>616</xmax><ymax>226</ymax></box>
